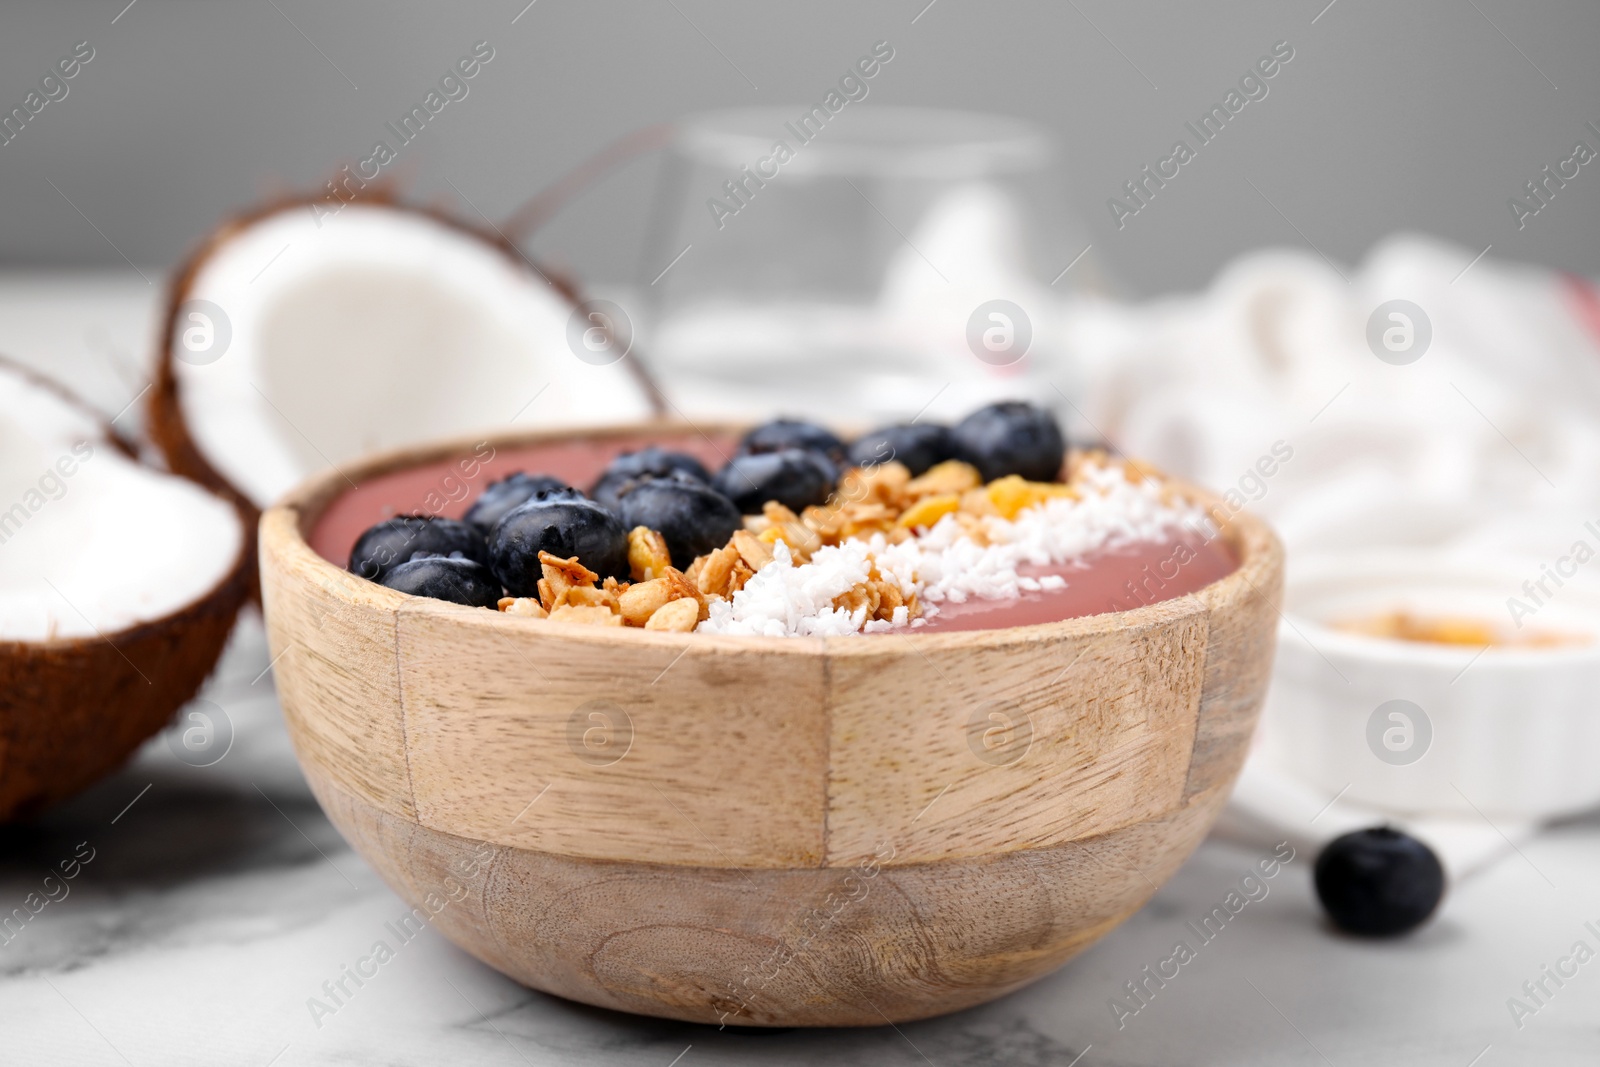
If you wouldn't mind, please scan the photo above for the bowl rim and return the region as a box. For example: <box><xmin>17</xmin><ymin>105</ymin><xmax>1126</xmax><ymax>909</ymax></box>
<box><xmin>1279</xmin><ymin>548</ymin><xmax>1600</xmax><ymax>669</ymax></box>
<box><xmin>262</xmin><ymin>420</ymin><xmax>1283</xmax><ymax>653</ymax></box>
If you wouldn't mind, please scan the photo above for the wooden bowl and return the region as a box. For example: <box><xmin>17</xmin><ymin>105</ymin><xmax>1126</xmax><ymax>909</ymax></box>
<box><xmin>259</xmin><ymin>423</ymin><xmax>1283</xmax><ymax>1027</ymax></box>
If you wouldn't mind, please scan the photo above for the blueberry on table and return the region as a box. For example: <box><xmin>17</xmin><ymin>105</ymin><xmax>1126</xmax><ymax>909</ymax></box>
<box><xmin>488</xmin><ymin>497</ymin><xmax>629</xmax><ymax>594</ymax></box>
<box><xmin>617</xmin><ymin>472</ymin><xmax>742</xmax><ymax>569</ymax></box>
<box><xmin>348</xmin><ymin>515</ymin><xmax>487</xmax><ymax>582</ymax></box>
<box><xmin>950</xmin><ymin>401</ymin><xmax>1066</xmax><ymax>483</ymax></box>
<box><xmin>378</xmin><ymin>553</ymin><xmax>503</xmax><ymax>608</ymax></box>
<box><xmin>739</xmin><ymin>419</ymin><xmax>847</xmax><ymax>465</ymax></box>
<box><xmin>847</xmin><ymin>423</ymin><xmax>952</xmax><ymax>476</ymax></box>
<box><xmin>713</xmin><ymin>448</ymin><xmax>837</xmax><ymax>514</ymax></box>
<box><xmin>590</xmin><ymin>446</ymin><xmax>712</xmax><ymax>510</ymax></box>
<box><xmin>465</xmin><ymin>472</ymin><xmax>572</xmax><ymax>534</ymax></box>
<box><xmin>1315</xmin><ymin>827</ymin><xmax>1445</xmax><ymax>937</ymax></box>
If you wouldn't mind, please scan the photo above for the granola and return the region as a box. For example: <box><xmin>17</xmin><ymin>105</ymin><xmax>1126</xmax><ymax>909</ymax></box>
<box><xmin>495</xmin><ymin>448</ymin><xmax>1122</xmax><ymax>633</ymax></box>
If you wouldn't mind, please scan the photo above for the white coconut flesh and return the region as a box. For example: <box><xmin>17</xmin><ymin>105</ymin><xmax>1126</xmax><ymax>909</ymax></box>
<box><xmin>0</xmin><ymin>366</ymin><xmax>242</xmax><ymax>643</ymax></box>
<box><xmin>170</xmin><ymin>204</ymin><xmax>655</xmax><ymax>508</ymax></box>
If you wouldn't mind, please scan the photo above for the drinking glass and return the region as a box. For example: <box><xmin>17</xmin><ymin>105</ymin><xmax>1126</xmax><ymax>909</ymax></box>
<box><xmin>636</xmin><ymin>106</ymin><xmax>1101</xmax><ymax>424</ymax></box>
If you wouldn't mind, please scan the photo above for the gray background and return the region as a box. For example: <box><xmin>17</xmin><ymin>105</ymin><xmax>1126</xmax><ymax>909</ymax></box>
<box><xmin>1</xmin><ymin>0</ymin><xmax>1596</xmax><ymax>296</ymax></box>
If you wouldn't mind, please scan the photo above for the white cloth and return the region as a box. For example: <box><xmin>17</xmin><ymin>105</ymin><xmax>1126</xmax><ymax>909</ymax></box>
<box><xmin>1065</xmin><ymin>235</ymin><xmax>1600</xmax><ymax>561</ymax></box>
<box><xmin>1060</xmin><ymin>236</ymin><xmax>1600</xmax><ymax>875</ymax></box>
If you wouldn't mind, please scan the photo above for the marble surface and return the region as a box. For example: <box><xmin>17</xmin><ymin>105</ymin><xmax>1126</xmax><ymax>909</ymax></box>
<box><xmin>4</xmin><ymin>273</ymin><xmax>1600</xmax><ymax>1064</ymax></box>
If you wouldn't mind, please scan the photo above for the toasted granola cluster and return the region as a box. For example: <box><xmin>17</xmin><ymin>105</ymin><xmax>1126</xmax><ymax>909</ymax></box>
<box><xmin>496</xmin><ymin>452</ymin><xmax>1128</xmax><ymax>631</ymax></box>
<box><xmin>495</xmin><ymin>524</ymin><xmax>754</xmax><ymax>632</ymax></box>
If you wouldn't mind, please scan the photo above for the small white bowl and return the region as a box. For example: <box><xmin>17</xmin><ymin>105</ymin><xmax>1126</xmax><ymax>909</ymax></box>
<box><xmin>1261</xmin><ymin>550</ymin><xmax>1600</xmax><ymax>820</ymax></box>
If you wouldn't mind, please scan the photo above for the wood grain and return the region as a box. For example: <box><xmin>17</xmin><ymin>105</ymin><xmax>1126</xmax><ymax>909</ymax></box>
<box><xmin>1183</xmin><ymin>515</ymin><xmax>1283</xmax><ymax>799</ymax></box>
<box><xmin>260</xmin><ymin>506</ymin><xmax>418</xmax><ymax>819</ymax></box>
<box><xmin>307</xmin><ymin>765</ymin><xmax>1231</xmax><ymax>1027</ymax></box>
<box><xmin>260</xmin><ymin>421</ymin><xmax>1285</xmax><ymax>1025</ymax></box>
<box><xmin>823</xmin><ymin>600</ymin><xmax>1208</xmax><ymax>865</ymax></box>
<box><xmin>396</xmin><ymin>603</ymin><xmax>830</xmax><ymax>867</ymax></box>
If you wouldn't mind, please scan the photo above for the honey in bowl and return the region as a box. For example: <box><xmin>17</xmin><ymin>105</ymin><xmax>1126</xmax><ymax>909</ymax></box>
<box><xmin>1331</xmin><ymin>610</ymin><xmax>1591</xmax><ymax>649</ymax></box>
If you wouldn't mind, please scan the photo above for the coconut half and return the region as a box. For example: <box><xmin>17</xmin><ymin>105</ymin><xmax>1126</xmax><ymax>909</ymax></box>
<box><xmin>0</xmin><ymin>357</ymin><xmax>248</xmax><ymax>819</ymax></box>
<box><xmin>150</xmin><ymin>193</ymin><xmax>659</xmax><ymax>534</ymax></box>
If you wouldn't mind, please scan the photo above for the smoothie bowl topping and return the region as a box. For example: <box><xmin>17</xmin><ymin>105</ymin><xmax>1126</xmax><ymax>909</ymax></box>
<box><xmin>343</xmin><ymin>401</ymin><xmax>1235</xmax><ymax>636</ymax></box>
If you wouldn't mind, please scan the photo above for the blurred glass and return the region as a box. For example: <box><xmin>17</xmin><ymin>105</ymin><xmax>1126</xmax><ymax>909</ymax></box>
<box><xmin>637</xmin><ymin>106</ymin><xmax>1102</xmax><ymax>424</ymax></box>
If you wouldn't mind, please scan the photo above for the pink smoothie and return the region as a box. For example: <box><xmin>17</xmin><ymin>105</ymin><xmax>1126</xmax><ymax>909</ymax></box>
<box><xmin>308</xmin><ymin>431</ymin><xmax>736</xmax><ymax>568</ymax></box>
<box><xmin>913</xmin><ymin>533</ymin><xmax>1237</xmax><ymax>633</ymax></box>
<box><xmin>310</xmin><ymin>435</ymin><xmax>1238</xmax><ymax>632</ymax></box>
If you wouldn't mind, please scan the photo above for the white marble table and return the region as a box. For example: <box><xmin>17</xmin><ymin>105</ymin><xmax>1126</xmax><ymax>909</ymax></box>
<box><xmin>3</xmin><ymin>273</ymin><xmax>1599</xmax><ymax>1065</ymax></box>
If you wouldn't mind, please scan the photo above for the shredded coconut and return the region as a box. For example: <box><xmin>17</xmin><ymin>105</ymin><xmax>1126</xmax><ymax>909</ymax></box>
<box><xmin>697</xmin><ymin>463</ymin><xmax>1213</xmax><ymax>638</ymax></box>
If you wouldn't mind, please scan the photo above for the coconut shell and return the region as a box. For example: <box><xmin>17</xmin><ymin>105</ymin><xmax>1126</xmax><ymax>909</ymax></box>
<box><xmin>147</xmin><ymin>187</ymin><xmax>665</xmax><ymax>601</ymax></box>
<box><xmin>0</xmin><ymin>554</ymin><xmax>248</xmax><ymax>820</ymax></box>
<box><xmin>0</xmin><ymin>356</ymin><xmax>250</xmax><ymax>821</ymax></box>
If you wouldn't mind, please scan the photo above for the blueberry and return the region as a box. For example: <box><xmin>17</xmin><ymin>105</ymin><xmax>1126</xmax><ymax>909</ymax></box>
<box><xmin>739</xmin><ymin>419</ymin><xmax>847</xmax><ymax>465</ymax></box>
<box><xmin>590</xmin><ymin>446</ymin><xmax>712</xmax><ymax>511</ymax></box>
<box><xmin>617</xmin><ymin>472</ymin><xmax>743</xmax><ymax>569</ymax></box>
<box><xmin>487</xmin><ymin>497</ymin><xmax>629</xmax><ymax>593</ymax></box>
<box><xmin>378</xmin><ymin>553</ymin><xmax>503</xmax><ymax>608</ymax></box>
<box><xmin>349</xmin><ymin>516</ymin><xmax>487</xmax><ymax>582</ymax></box>
<box><xmin>847</xmin><ymin>424</ymin><xmax>953</xmax><ymax>476</ymax></box>
<box><xmin>713</xmin><ymin>449</ymin><xmax>837</xmax><ymax>514</ymax></box>
<box><xmin>1315</xmin><ymin>827</ymin><xmax>1445</xmax><ymax>937</ymax></box>
<box><xmin>464</xmin><ymin>472</ymin><xmax>573</xmax><ymax>534</ymax></box>
<box><xmin>950</xmin><ymin>401</ymin><xmax>1066</xmax><ymax>483</ymax></box>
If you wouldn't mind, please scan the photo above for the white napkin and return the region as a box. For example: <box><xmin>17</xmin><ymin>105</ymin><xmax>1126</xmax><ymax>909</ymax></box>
<box><xmin>1214</xmin><ymin>751</ymin><xmax>1538</xmax><ymax>882</ymax></box>
<box><xmin>1064</xmin><ymin>235</ymin><xmax>1600</xmax><ymax>561</ymax></box>
<box><xmin>1060</xmin><ymin>236</ymin><xmax>1600</xmax><ymax>877</ymax></box>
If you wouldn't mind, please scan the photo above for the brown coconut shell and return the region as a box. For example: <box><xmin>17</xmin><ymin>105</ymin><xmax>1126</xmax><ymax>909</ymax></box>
<box><xmin>0</xmin><ymin>357</ymin><xmax>250</xmax><ymax>820</ymax></box>
<box><xmin>147</xmin><ymin>187</ymin><xmax>665</xmax><ymax>599</ymax></box>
